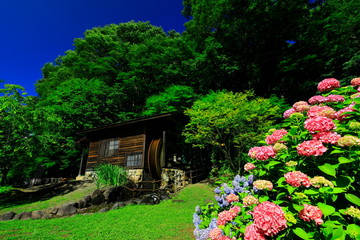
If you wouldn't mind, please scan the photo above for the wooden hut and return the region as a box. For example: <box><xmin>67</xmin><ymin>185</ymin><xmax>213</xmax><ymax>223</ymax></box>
<box><xmin>78</xmin><ymin>112</ymin><xmax>194</xmax><ymax>188</ymax></box>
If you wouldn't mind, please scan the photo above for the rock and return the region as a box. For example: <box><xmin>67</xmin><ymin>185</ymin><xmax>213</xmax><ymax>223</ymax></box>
<box><xmin>98</xmin><ymin>207</ymin><xmax>110</xmax><ymax>213</ymax></box>
<box><xmin>20</xmin><ymin>212</ymin><xmax>32</xmax><ymax>220</ymax></box>
<box><xmin>78</xmin><ymin>195</ymin><xmax>92</xmax><ymax>208</ymax></box>
<box><xmin>48</xmin><ymin>207</ymin><xmax>59</xmax><ymax>216</ymax></box>
<box><xmin>56</xmin><ymin>204</ymin><xmax>77</xmax><ymax>217</ymax></box>
<box><xmin>91</xmin><ymin>189</ymin><xmax>105</xmax><ymax>205</ymax></box>
<box><xmin>0</xmin><ymin>211</ymin><xmax>16</xmax><ymax>221</ymax></box>
<box><xmin>103</xmin><ymin>187</ymin><xmax>123</xmax><ymax>203</ymax></box>
<box><xmin>111</xmin><ymin>202</ymin><xmax>125</xmax><ymax>210</ymax></box>
<box><xmin>140</xmin><ymin>194</ymin><xmax>161</xmax><ymax>205</ymax></box>
<box><xmin>31</xmin><ymin>210</ymin><xmax>46</xmax><ymax>219</ymax></box>
<box><xmin>13</xmin><ymin>212</ymin><xmax>25</xmax><ymax>220</ymax></box>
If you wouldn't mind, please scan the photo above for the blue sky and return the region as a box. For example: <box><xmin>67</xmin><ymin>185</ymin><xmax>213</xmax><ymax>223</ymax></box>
<box><xmin>0</xmin><ymin>0</ymin><xmax>186</xmax><ymax>96</ymax></box>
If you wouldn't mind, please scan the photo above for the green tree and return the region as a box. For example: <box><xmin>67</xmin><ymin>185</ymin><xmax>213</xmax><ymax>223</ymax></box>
<box><xmin>182</xmin><ymin>91</ymin><xmax>285</xmax><ymax>173</ymax></box>
<box><xmin>142</xmin><ymin>85</ymin><xmax>198</xmax><ymax>116</ymax></box>
<box><xmin>0</xmin><ymin>84</ymin><xmax>33</xmax><ymax>185</ymax></box>
<box><xmin>36</xmin><ymin>21</ymin><xmax>195</xmax><ymax>115</ymax></box>
<box><xmin>182</xmin><ymin>0</ymin><xmax>360</xmax><ymax>101</ymax></box>
<box><xmin>182</xmin><ymin>0</ymin><xmax>313</xmax><ymax>98</ymax></box>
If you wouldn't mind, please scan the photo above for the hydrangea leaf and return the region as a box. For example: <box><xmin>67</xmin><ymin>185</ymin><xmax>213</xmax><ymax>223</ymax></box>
<box><xmin>345</xmin><ymin>193</ymin><xmax>360</xmax><ymax>207</ymax></box>
<box><xmin>318</xmin><ymin>163</ymin><xmax>337</xmax><ymax>177</ymax></box>
<box><xmin>317</xmin><ymin>202</ymin><xmax>336</xmax><ymax>217</ymax></box>
<box><xmin>338</xmin><ymin>157</ymin><xmax>354</xmax><ymax>164</ymax></box>
<box><xmin>293</xmin><ymin>228</ymin><xmax>313</xmax><ymax>240</ymax></box>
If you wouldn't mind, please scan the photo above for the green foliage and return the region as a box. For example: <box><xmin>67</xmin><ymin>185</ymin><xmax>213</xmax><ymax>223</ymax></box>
<box><xmin>183</xmin><ymin>90</ymin><xmax>285</xmax><ymax>172</ymax></box>
<box><xmin>194</xmin><ymin>77</ymin><xmax>360</xmax><ymax>239</ymax></box>
<box><xmin>0</xmin><ymin>186</ymin><xmax>14</xmax><ymax>195</ymax></box>
<box><xmin>94</xmin><ymin>164</ymin><xmax>128</xmax><ymax>188</ymax></box>
<box><xmin>142</xmin><ymin>85</ymin><xmax>198</xmax><ymax>116</ymax></box>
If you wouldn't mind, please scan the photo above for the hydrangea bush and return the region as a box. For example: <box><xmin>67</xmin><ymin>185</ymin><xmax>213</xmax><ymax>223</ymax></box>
<box><xmin>193</xmin><ymin>77</ymin><xmax>360</xmax><ymax>239</ymax></box>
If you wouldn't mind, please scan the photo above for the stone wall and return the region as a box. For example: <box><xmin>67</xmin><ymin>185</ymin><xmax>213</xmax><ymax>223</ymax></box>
<box><xmin>161</xmin><ymin>168</ymin><xmax>188</xmax><ymax>191</ymax></box>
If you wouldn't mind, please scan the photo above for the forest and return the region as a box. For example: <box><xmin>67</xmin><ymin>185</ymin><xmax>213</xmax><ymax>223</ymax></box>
<box><xmin>0</xmin><ymin>0</ymin><xmax>359</xmax><ymax>185</ymax></box>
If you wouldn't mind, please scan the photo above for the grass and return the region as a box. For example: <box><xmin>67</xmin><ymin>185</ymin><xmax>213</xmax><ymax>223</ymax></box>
<box><xmin>0</xmin><ymin>182</ymin><xmax>97</xmax><ymax>215</ymax></box>
<box><xmin>0</xmin><ymin>186</ymin><xmax>14</xmax><ymax>195</ymax></box>
<box><xmin>0</xmin><ymin>183</ymin><xmax>214</xmax><ymax>239</ymax></box>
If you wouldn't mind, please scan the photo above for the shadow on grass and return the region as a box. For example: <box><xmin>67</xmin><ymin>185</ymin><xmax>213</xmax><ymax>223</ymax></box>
<box><xmin>0</xmin><ymin>180</ymin><xmax>91</xmax><ymax>210</ymax></box>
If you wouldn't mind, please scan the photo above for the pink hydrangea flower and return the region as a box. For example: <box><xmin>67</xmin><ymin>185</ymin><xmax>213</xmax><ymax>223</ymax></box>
<box><xmin>248</xmin><ymin>146</ymin><xmax>276</xmax><ymax>161</ymax></box>
<box><xmin>293</xmin><ymin>101</ymin><xmax>310</xmax><ymax>112</ymax></box>
<box><xmin>253</xmin><ymin>180</ymin><xmax>273</xmax><ymax>191</ymax></box>
<box><xmin>226</xmin><ymin>193</ymin><xmax>239</xmax><ymax>203</ymax></box>
<box><xmin>312</xmin><ymin>131</ymin><xmax>341</xmax><ymax>144</ymax></box>
<box><xmin>299</xmin><ymin>204</ymin><xmax>323</xmax><ymax>225</ymax></box>
<box><xmin>336</xmin><ymin>105</ymin><xmax>356</xmax><ymax>121</ymax></box>
<box><xmin>325</xmin><ymin>95</ymin><xmax>345</xmax><ymax>103</ymax></box>
<box><xmin>351</xmin><ymin>77</ymin><xmax>360</xmax><ymax>86</ymax></box>
<box><xmin>358</xmin><ymin>86</ymin><xmax>360</xmax><ymax>92</ymax></box>
<box><xmin>304</xmin><ymin>116</ymin><xmax>336</xmax><ymax>133</ymax></box>
<box><xmin>252</xmin><ymin>201</ymin><xmax>287</xmax><ymax>236</ymax></box>
<box><xmin>317</xmin><ymin>78</ymin><xmax>340</xmax><ymax>92</ymax></box>
<box><xmin>283</xmin><ymin>108</ymin><xmax>296</xmax><ymax>118</ymax></box>
<box><xmin>307</xmin><ymin>106</ymin><xmax>336</xmax><ymax>119</ymax></box>
<box><xmin>244</xmin><ymin>223</ymin><xmax>266</xmax><ymax>240</ymax></box>
<box><xmin>265</xmin><ymin>129</ymin><xmax>288</xmax><ymax>145</ymax></box>
<box><xmin>308</xmin><ymin>95</ymin><xmax>328</xmax><ymax>105</ymax></box>
<box><xmin>284</xmin><ymin>171</ymin><xmax>311</xmax><ymax>187</ymax></box>
<box><xmin>296</xmin><ymin>140</ymin><xmax>328</xmax><ymax>156</ymax></box>
<box><xmin>209</xmin><ymin>228</ymin><xmax>223</xmax><ymax>240</ymax></box>
<box><xmin>244</xmin><ymin>162</ymin><xmax>256</xmax><ymax>171</ymax></box>
<box><xmin>217</xmin><ymin>206</ymin><xmax>240</xmax><ymax>225</ymax></box>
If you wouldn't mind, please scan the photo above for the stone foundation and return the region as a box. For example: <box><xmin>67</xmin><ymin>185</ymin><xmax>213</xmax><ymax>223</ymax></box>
<box><xmin>161</xmin><ymin>168</ymin><xmax>188</xmax><ymax>191</ymax></box>
<box><xmin>84</xmin><ymin>168</ymin><xmax>189</xmax><ymax>191</ymax></box>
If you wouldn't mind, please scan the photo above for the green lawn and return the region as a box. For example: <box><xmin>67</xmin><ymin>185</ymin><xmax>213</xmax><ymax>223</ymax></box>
<box><xmin>0</xmin><ymin>182</ymin><xmax>97</xmax><ymax>215</ymax></box>
<box><xmin>0</xmin><ymin>183</ymin><xmax>214</xmax><ymax>240</ymax></box>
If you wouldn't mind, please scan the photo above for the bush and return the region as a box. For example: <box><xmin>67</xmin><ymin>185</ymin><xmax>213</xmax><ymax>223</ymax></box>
<box><xmin>94</xmin><ymin>164</ymin><xmax>128</xmax><ymax>188</ymax></box>
<box><xmin>193</xmin><ymin>77</ymin><xmax>360</xmax><ymax>239</ymax></box>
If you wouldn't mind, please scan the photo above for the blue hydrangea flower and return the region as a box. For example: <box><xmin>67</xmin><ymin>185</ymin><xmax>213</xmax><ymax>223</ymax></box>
<box><xmin>232</xmin><ymin>180</ymin><xmax>240</xmax><ymax>188</ymax></box>
<box><xmin>234</xmin><ymin>186</ymin><xmax>244</xmax><ymax>193</ymax></box>
<box><xmin>209</xmin><ymin>218</ymin><xmax>218</xmax><ymax>229</ymax></box>
<box><xmin>194</xmin><ymin>228</ymin><xmax>211</xmax><ymax>240</ymax></box>
<box><xmin>214</xmin><ymin>187</ymin><xmax>222</xmax><ymax>194</ymax></box>
<box><xmin>193</xmin><ymin>213</ymin><xmax>202</xmax><ymax>227</ymax></box>
<box><xmin>239</xmin><ymin>176</ymin><xmax>247</xmax><ymax>182</ymax></box>
<box><xmin>233</xmin><ymin>175</ymin><xmax>241</xmax><ymax>182</ymax></box>
<box><xmin>243</xmin><ymin>181</ymin><xmax>249</xmax><ymax>187</ymax></box>
<box><xmin>224</xmin><ymin>186</ymin><xmax>234</xmax><ymax>195</ymax></box>
<box><xmin>247</xmin><ymin>174</ymin><xmax>255</xmax><ymax>184</ymax></box>
<box><xmin>195</xmin><ymin>205</ymin><xmax>201</xmax><ymax>214</ymax></box>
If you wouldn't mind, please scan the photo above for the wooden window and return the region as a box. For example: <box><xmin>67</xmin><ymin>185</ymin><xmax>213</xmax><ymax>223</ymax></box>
<box><xmin>125</xmin><ymin>152</ymin><xmax>143</xmax><ymax>168</ymax></box>
<box><xmin>99</xmin><ymin>139</ymin><xmax>119</xmax><ymax>157</ymax></box>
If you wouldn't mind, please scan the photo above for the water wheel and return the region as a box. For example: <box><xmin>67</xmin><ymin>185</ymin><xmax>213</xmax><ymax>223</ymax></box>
<box><xmin>147</xmin><ymin>139</ymin><xmax>165</xmax><ymax>180</ymax></box>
